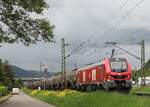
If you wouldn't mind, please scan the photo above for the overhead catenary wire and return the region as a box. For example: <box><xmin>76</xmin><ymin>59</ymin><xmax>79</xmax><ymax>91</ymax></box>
<box><xmin>67</xmin><ymin>0</ymin><xmax>145</xmax><ymax>70</ymax></box>
<box><xmin>115</xmin><ymin>25</ymin><xmax>150</xmax><ymax>43</ymax></box>
<box><xmin>69</xmin><ymin>0</ymin><xmax>145</xmax><ymax>59</ymax></box>
<box><xmin>66</xmin><ymin>0</ymin><xmax>130</xmax><ymax>58</ymax></box>
<box><xmin>91</xmin><ymin>0</ymin><xmax>145</xmax><ymax>49</ymax></box>
<box><xmin>118</xmin><ymin>0</ymin><xmax>130</xmax><ymax>10</ymax></box>
<box><xmin>74</xmin><ymin>0</ymin><xmax>146</xmax><ymax>68</ymax></box>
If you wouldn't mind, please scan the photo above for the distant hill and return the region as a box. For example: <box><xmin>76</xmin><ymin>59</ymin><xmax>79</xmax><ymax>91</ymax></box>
<box><xmin>11</xmin><ymin>65</ymin><xmax>54</xmax><ymax>78</ymax></box>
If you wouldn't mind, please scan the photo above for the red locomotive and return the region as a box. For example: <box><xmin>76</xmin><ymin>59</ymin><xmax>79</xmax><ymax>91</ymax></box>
<box><xmin>75</xmin><ymin>58</ymin><xmax>132</xmax><ymax>91</ymax></box>
<box><xmin>29</xmin><ymin>58</ymin><xmax>132</xmax><ymax>91</ymax></box>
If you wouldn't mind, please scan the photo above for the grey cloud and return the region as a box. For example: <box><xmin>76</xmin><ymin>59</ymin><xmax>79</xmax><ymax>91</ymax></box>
<box><xmin>0</xmin><ymin>0</ymin><xmax>150</xmax><ymax>71</ymax></box>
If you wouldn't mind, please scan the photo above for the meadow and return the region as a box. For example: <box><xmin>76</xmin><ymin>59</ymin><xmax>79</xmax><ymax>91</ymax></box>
<box><xmin>23</xmin><ymin>87</ymin><xmax>150</xmax><ymax>107</ymax></box>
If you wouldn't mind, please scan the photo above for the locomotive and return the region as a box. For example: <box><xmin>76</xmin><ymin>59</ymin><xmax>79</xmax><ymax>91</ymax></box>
<box><xmin>28</xmin><ymin>58</ymin><xmax>132</xmax><ymax>91</ymax></box>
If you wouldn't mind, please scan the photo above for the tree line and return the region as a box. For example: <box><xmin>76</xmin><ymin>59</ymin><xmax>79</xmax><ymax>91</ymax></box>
<box><xmin>0</xmin><ymin>59</ymin><xmax>14</xmax><ymax>86</ymax></box>
<box><xmin>0</xmin><ymin>59</ymin><xmax>23</xmax><ymax>90</ymax></box>
<box><xmin>132</xmin><ymin>59</ymin><xmax>150</xmax><ymax>82</ymax></box>
<box><xmin>0</xmin><ymin>0</ymin><xmax>53</xmax><ymax>90</ymax></box>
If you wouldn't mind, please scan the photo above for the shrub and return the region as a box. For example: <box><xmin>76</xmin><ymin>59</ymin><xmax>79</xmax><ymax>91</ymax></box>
<box><xmin>0</xmin><ymin>86</ymin><xmax>8</xmax><ymax>97</ymax></box>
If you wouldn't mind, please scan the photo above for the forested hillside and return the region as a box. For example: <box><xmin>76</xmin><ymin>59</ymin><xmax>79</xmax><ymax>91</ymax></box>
<box><xmin>11</xmin><ymin>65</ymin><xmax>54</xmax><ymax>78</ymax></box>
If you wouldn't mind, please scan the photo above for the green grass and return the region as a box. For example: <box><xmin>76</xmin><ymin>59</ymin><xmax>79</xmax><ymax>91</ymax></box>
<box><xmin>130</xmin><ymin>86</ymin><xmax>150</xmax><ymax>94</ymax></box>
<box><xmin>23</xmin><ymin>87</ymin><xmax>150</xmax><ymax>107</ymax></box>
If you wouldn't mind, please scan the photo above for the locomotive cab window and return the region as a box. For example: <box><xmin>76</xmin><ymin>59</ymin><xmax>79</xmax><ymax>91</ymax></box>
<box><xmin>110</xmin><ymin>58</ymin><xmax>127</xmax><ymax>72</ymax></box>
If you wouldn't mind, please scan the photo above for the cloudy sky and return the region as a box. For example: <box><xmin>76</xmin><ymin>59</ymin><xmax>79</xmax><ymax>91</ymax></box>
<box><xmin>0</xmin><ymin>0</ymin><xmax>150</xmax><ymax>71</ymax></box>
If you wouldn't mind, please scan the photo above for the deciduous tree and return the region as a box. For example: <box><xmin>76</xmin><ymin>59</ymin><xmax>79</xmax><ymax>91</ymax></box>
<box><xmin>0</xmin><ymin>0</ymin><xmax>54</xmax><ymax>46</ymax></box>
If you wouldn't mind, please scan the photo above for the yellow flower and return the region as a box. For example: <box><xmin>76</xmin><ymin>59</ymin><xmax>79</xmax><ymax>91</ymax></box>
<box><xmin>43</xmin><ymin>91</ymin><xmax>50</xmax><ymax>96</ymax></box>
<box><xmin>68</xmin><ymin>90</ymin><xmax>78</xmax><ymax>94</ymax></box>
<box><xmin>56</xmin><ymin>91</ymin><xmax>66</xmax><ymax>97</ymax></box>
<box><xmin>31</xmin><ymin>90</ymin><xmax>39</xmax><ymax>96</ymax></box>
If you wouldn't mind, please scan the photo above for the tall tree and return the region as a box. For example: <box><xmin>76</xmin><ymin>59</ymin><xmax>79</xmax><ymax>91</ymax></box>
<box><xmin>0</xmin><ymin>60</ymin><xmax>14</xmax><ymax>86</ymax></box>
<box><xmin>0</xmin><ymin>0</ymin><xmax>54</xmax><ymax>46</ymax></box>
<box><xmin>15</xmin><ymin>78</ymin><xmax>23</xmax><ymax>87</ymax></box>
<box><xmin>0</xmin><ymin>59</ymin><xmax>5</xmax><ymax>84</ymax></box>
<box><xmin>3</xmin><ymin>60</ymin><xmax>14</xmax><ymax>86</ymax></box>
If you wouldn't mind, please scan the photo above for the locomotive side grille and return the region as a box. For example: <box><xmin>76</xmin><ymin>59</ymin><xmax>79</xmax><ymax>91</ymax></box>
<box><xmin>112</xmin><ymin>75</ymin><xmax>126</xmax><ymax>79</ymax></box>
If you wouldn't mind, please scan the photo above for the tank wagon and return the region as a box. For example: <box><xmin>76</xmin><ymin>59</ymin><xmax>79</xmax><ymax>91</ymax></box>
<box><xmin>28</xmin><ymin>58</ymin><xmax>132</xmax><ymax>91</ymax></box>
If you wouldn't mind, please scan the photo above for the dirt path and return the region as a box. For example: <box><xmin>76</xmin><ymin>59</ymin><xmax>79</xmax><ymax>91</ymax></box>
<box><xmin>0</xmin><ymin>92</ymin><xmax>55</xmax><ymax>107</ymax></box>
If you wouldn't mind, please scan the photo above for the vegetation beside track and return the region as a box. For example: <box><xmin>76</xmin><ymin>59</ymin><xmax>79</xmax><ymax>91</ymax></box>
<box><xmin>0</xmin><ymin>86</ymin><xmax>8</xmax><ymax>98</ymax></box>
<box><xmin>23</xmin><ymin>88</ymin><xmax>150</xmax><ymax>107</ymax></box>
<box><xmin>131</xmin><ymin>86</ymin><xmax>150</xmax><ymax>94</ymax></box>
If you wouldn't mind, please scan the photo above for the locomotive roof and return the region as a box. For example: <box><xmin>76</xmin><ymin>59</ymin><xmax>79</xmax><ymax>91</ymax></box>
<box><xmin>76</xmin><ymin>58</ymin><xmax>127</xmax><ymax>71</ymax></box>
<box><xmin>76</xmin><ymin>61</ymin><xmax>102</xmax><ymax>71</ymax></box>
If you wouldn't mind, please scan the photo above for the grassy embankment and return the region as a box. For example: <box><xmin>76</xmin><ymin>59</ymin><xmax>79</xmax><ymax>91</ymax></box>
<box><xmin>23</xmin><ymin>87</ymin><xmax>150</xmax><ymax>107</ymax></box>
<box><xmin>0</xmin><ymin>86</ymin><xmax>8</xmax><ymax>98</ymax></box>
<box><xmin>131</xmin><ymin>86</ymin><xmax>150</xmax><ymax>94</ymax></box>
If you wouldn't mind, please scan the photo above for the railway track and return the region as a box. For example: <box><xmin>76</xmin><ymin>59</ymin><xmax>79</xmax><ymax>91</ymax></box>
<box><xmin>134</xmin><ymin>93</ymin><xmax>150</xmax><ymax>97</ymax></box>
<box><xmin>105</xmin><ymin>89</ymin><xmax>150</xmax><ymax>97</ymax></box>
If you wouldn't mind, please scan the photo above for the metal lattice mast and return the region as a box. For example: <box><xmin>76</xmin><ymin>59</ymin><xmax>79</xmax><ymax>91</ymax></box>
<box><xmin>61</xmin><ymin>38</ymin><xmax>67</xmax><ymax>89</ymax></box>
<box><xmin>141</xmin><ymin>40</ymin><xmax>145</xmax><ymax>86</ymax></box>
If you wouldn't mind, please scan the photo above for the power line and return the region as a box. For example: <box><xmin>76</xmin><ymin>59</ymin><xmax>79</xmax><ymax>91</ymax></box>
<box><xmin>66</xmin><ymin>0</ymin><xmax>130</xmax><ymax>58</ymax></box>
<box><xmin>73</xmin><ymin>22</ymin><xmax>149</xmax><ymax>67</ymax></box>
<box><xmin>116</xmin><ymin>25</ymin><xmax>150</xmax><ymax>43</ymax></box>
<box><xmin>71</xmin><ymin>0</ymin><xmax>145</xmax><ymax>58</ymax></box>
<box><xmin>119</xmin><ymin>0</ymin><xmax>130</xmax><ymax>10</ymax></box>
<box><xmin>66</xmin><ymin>0</ymin><xmax>145</xmax><ymax>70</ymax></box>
<box><xmin>92</xmin><ymin>0</ymin><xmax>145</xmax><ymax>48</ymax></box>
<box><xmin>112</xmin><ymin>0</ymin><xmax>145</xmax><ymax>29</ymax></box>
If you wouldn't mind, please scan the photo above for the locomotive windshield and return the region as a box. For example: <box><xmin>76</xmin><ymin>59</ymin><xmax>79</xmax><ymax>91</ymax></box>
<box><xmin>110</xmin><ymin>58</ymin><xmax>127</xmax><ymax>72</ymax></box>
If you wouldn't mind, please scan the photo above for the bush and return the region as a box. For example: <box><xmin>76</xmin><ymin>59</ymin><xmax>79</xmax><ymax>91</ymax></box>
<box><xmin>0</xmin><ymin>86</ymin><xmax>8</xmax><ymax>97</ymax></box>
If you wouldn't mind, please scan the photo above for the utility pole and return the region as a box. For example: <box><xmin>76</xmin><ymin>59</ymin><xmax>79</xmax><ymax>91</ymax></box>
<box><xmin>61</xmin><ymin>38</ymin><xmax>65</xmax><ymax>89</ymax></box>
<box><xmin>40</xmin><ymin>62</ymin><xmax>44</xmax><ymax>79</ymax></box>
<box><xmin>61</xmin><ymin>38</ymin><xmax>68</xmax><ymax>89</ymax></box>
<box><xmin>39</xmin><ymin>62</ymin><xmax>44</xmax><ymax>89</ymax></box>
<box><xmin>140</xmin><ymin>40</ymin><xmax>145</xmax><ymax>86</ymax></box>
<box><xmin>40</xmin><ymin>62</ymin><xmax>42</xmax><ymax>79</ymax></box>
<box><xmin>134</xmin><ymin>67</ymin><xmax>138</xmax><ymax>85</ymax></box>
<box><xmin>43</xmin><ymin>69</ymin><xmax>48</xmax><ymax>90</ymax></box>
<box><xmin>31</xmin><ymin>74</ymin><xmax>33</xmax><ymax>89</ymax></box>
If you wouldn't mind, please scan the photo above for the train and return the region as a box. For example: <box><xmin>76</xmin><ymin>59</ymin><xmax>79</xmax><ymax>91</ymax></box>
<box><xmin>28</xmin><ymin>58</ymin><xmax>132</xmax><ymax>91</ymax></box>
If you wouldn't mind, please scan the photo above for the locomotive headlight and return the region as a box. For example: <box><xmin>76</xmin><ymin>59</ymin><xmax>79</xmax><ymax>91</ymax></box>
<box><xmin>127</xmin><ymin>75</ymin><xmax>130</xmax><ymax>78</ymax></box>
<box><xmin>108</xmin><ymin>79</ymin><xmax>110</xmax><ymax>82</ymax></box>
<box><xmin>108</xmin><ymin>76</ymin><xmax>111</xmax><ymax>78</ymax></box>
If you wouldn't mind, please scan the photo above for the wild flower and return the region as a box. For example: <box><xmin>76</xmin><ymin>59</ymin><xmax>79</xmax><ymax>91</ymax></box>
<box><xmin>43</xmin><ymin>91</ymin><xmax>50</xmax><ymax>96</ymax></box>
<box><xmin>30</xmin><ymin>90</ymin><xmax>39</xmax><ymax>96</ymax></box>
<box><xmin>56</xmin><ymin>91</ymin><xmax>66</xmax><ymax>97</ymax></box>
